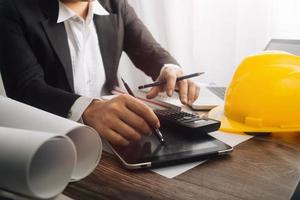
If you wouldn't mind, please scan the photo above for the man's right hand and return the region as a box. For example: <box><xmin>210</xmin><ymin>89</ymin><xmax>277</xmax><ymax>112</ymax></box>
<box><xmin>82</xmin><ymin>94</ymin><xmax>160</xmax><ymax>146</ymax></box>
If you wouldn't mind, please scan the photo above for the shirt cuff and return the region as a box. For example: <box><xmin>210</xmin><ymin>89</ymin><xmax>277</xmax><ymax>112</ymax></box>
<box><xmin>161</xmin><ymin>63</ymin><xmax>182</xmax><ymax>74</ymax></box>
<box><xmin>67</xmin><ymin>96</ymin><xmax>94</xmax><ymax>122</ymax></box>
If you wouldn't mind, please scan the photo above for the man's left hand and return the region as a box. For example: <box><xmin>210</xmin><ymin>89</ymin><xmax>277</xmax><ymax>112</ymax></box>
<box><xmin>146</xmin><ymin>65</ymin><xmax>200</xmax><ymax>106</ymax></box>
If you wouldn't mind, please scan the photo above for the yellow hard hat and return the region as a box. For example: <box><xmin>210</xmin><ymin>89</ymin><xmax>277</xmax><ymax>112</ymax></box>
<box><xmin>208</xmin><ymin>51</ymin><xmax>300</xmax><ymax>133</ymax></box>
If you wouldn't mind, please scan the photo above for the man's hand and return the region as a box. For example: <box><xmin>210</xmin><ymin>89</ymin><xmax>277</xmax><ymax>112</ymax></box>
<box><xmin>82</xmin><ymin>94</ymin><xmax>160</xmax><ymax>146</ymax></box>
<box><xmin>146</xmin><ymin>65</ymin><xmax>200</xmax><ymax>106</ymax></box>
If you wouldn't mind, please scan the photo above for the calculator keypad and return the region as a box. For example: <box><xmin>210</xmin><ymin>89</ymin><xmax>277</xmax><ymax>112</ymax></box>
<box><xmin>154</xmin><ymin>109</ymin><xmax>201</xmax><ymax>123</ymax></box>
<box><xmin>153</xmin><ymin>109</ymin><xmax>220</xmax><ymax>133</ymax></box>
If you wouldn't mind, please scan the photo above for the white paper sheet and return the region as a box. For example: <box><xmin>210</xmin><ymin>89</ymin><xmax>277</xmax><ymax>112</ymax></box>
<box><xmin>151</xmin><ymin>161</ymin><xmax>207</xmax><ymax>179</ymax></box>
<box><xmin>102</xmin><ymin>130</ymin><xmax>253</xmax><ymax>179</ymax></box>
<box><xmin>151</xmin><ymin>131</ymin><xmax>253</xmax><ymax>178</ymax></box>
<box><xmin>0</xmin><ymin>97</ymin><xmax>102</xmax><ymax>199</ymax></box>
<box><xmin>209</xmin><ymin>131</ymin><xmax>254</xmax><ymax>147</ymax></box>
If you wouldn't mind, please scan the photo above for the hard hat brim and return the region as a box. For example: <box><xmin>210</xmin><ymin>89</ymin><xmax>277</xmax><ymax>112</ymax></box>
<box><xmin>208</xmin><ymin>106</ymin><xmax>300</xmax><ymax>133</ymax></box>
<box><xmin>208</xmin><ymin>106</ymin><xmax>245</xmax><ymax>133</ymax></box>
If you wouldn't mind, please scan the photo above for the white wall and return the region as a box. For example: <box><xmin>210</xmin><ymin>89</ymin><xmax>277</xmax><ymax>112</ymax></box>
<box><xmin>191</xmin><ymin>0</ymin><xmax>239</xmax><ymax>85</ymax></box>
<box><xmin>120</xmin><ymin>0</ymin><xmax>300</xmax><ymax>87</ymax></box>
<box><xmin>271</xmin><ymin>0</ymin><xmax>300</xmax><ymax>39</ymax></box>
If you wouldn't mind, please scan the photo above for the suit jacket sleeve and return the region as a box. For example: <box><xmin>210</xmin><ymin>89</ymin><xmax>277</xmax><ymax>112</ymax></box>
<box><xmin>122</xmin><ymin>0</ymin><xmax>179</xmax><ymax>80</ymax></box>
<box><xmin>0</xmin><ymin>0</ymin><xmax>80</xmax><ymax>117</ymax></box>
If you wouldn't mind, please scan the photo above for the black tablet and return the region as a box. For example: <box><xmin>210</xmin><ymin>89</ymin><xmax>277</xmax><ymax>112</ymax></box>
<box><xmin>291</xmin><ymin>179</ymin><xmax>300</xmax><ymax>200</ymax></box>
<box><xmin>109</xmin><ymin>126</ymin><xmax>233</xmax><ymax>169</ymax></box>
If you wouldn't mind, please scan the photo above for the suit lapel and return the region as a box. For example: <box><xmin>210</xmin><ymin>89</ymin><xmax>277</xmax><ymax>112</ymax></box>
<box><xmin>93</xmin><ymin>14</ymin><xmax>119</xmax><ymax>90</ymax></box>
<box><xmin>40</xmin><ymin>0</ymin><xmax>74</xmax><ymax>91</ymax></box>
<box><xmin>39</xmin><ymin>0</ymin><xmax>119</xmax><ymax>92</ymax></box>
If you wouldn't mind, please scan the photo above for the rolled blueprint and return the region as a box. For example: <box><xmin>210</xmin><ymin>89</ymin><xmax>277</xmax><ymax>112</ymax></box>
<box><xmin>0</xmin><ymin>97</ymin><xmax>102</xmax><ymax>180</ymax></box>
<box><xmin>0</xmin><ymin>127</ymin><xmax>76</xmax><ymax>199</ymax></box>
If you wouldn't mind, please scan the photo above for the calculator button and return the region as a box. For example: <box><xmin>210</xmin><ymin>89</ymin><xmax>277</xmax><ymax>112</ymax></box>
<box><xmin>187</xmin><ymin>119</ymin><xmax>207</xmax><ymax>125</ymax></box>
<box><xmin>181</xmin><ymin>118</ymin><xmax>199</xmax><ymax>123</ymax></box>
<box><xmin>182</xmin><ymin>116</ymin><xmax>193</xmax><ymax>120</ymax></box>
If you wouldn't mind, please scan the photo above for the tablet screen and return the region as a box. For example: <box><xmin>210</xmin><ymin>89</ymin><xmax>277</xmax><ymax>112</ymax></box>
<box><xmin>111</xmin><ymin>126</ymin><xmax>232</xmax><ymax>166</ymax></box>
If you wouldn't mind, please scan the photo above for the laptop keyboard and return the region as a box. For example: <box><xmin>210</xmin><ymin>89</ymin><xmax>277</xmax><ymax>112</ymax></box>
<box><xmin>206</xmin><ymin>87</ymin><xmax>226</xmax><ymax>100</ymax></box>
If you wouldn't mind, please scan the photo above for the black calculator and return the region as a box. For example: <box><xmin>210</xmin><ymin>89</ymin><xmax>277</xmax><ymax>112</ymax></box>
<box><xmin>154</xmin><ymin>109</ymin><xmax>221</xmax><ymax>134</ymax></box>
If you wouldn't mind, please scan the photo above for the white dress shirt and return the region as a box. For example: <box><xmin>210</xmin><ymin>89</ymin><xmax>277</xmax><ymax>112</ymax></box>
<box><xmin>57</xmin><ymin>1</ymin><xmax>109</xmax><ymax>121</ymax></box>
<box><xmin>58</xmin><ymin>1</ymin><xmax>181</xmax><ymax>122</ymax></box>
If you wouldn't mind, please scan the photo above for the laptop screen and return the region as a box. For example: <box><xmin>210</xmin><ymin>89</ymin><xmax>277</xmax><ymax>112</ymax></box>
<box><xmin>265</xmin><ymin>39</ymin><xmax>300</xmax><ymax>56</ymax></box>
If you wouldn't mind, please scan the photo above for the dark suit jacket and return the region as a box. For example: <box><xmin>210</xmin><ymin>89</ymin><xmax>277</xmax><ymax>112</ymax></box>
<box><xmin>0</xmin><ymin>0</ymin><xmax>178</xmax><ymax>117</ymax></box>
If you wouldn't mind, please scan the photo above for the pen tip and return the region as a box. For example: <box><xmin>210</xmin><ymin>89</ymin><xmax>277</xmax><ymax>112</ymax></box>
<box><xmin>121</xmin><ymin>77</ymin><xmax>125</xmax><ymax>83</ymax></box>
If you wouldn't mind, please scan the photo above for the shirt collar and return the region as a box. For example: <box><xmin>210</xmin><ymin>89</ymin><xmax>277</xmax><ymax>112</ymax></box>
<box><xmin>92</xmin><ymin>0</ymin><xmax>110</xmax><ymax>16</ymax></box>
<box><xmin>57</xmin><ymin>0</ymin><xmax>109</xmax><ymax>24</ymax></box>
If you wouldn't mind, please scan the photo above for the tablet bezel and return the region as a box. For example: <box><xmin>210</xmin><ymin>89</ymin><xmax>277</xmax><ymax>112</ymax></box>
<box><xmin>109</xmin><ymin>134</ymin><xmax>233</xmax><ymax>169</ymax></box>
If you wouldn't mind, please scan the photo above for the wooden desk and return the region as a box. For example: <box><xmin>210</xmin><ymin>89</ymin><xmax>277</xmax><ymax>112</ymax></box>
<box><xmin>64</xmin><ymin>132</ymin><xmax>300</xmax><ymax>200</ymax></box>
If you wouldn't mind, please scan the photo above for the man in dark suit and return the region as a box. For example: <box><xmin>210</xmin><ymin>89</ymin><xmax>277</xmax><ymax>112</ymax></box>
<box><xmin>0</xmin><ymin>0</ymin><xmax>200</xmax><ymax>146</ymax></box>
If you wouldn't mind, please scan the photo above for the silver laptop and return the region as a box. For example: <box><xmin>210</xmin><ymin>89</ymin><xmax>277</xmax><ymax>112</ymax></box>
<box><xmin>191</xmin><ymin>39</ymin><xmax>300</xmax><ymax>110</ymax></box>
<box><xmin>264</xmin><ymin>39</ymin><xmax>300</xmax><ymax>55</ymax></box>
<box><xmin>191</xmin><ymin>86</ymin><xmax>225</xmax><ymax>110</ymax></box>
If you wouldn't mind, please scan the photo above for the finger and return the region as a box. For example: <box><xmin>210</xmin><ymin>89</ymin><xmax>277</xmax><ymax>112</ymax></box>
<box><xmin>187</xmin><ymin>81</ymin><xmax>196</xmax><ymax>106</ymax></box>
<box><xmin>164</xmin><ymin>72</ymin><xmax>177</xmax><ymax>97</ymax></box>
<box><xmin>124</xmin><ymin>95</ymin><xmax>160</xmax><ymax>128</ymax></box>
<box><xmin>146</xmin><ymin>86</ymin><xmax>161</xmax><ymax>99</ymax></box>
<box><xmin>104</xmin><ymin>129</ymin><xmax>130</xmax><ymax>146</ymax></box>
<box><xmin>193</xmin><ymin>85</ymin><xmax>200</xmax><ymax>102</ymax></box>
<box><xmin>118</xmin><ymin>108</ymin><xmax>153</xmax><ymax>136</ymax></box>
<box><xmin>112</xmin><ymin>119</ymin><xmax>141</xmax><ymax>142</ymax></box>
<box><xmin>177</xmin><ymin>80</ymin><xmax>188</xmax><ymax>104</ymax></box>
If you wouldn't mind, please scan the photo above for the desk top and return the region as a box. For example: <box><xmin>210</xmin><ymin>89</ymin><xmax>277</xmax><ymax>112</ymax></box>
<box><xmin>64</xmin><ymin>132</ymin><xmax>300</xmax><ymax>200</ymax></box>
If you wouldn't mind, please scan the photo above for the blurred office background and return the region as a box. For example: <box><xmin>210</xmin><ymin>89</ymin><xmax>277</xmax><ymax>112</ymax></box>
<box><xmin>1</xmin><ymin>0</ymin><xmax>300</xmax><ymax>95</ymax></box>
<box><xmin>120</xmin><ymin>0</ymin><xmax>300</xmax><ymax>87</ymax></box>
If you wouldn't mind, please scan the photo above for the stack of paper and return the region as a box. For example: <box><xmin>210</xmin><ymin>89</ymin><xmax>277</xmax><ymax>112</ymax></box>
<box><xmin>0</xmin><ymin>96</ymin><xmax>102</xmax><ymax>199</ymax></box>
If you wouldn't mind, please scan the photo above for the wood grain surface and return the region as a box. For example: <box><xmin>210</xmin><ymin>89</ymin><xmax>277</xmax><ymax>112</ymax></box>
<box><xmin>64</xmin><ymin>132</ymin><xmax>300</xmax><ymax>200</ymax></box>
